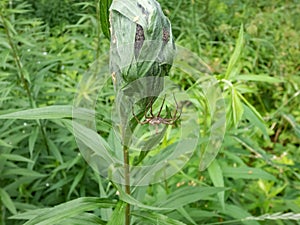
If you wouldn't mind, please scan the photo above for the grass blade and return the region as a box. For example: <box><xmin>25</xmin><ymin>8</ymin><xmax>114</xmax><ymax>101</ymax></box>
<box><xmin>207</xmin><ymin>160</ymin><xmax>225</xmax><ymax>209</ymax></box>
<box><xmin>222</xmin><ymin>166</ymin><xmax>276</xmax><ymax>181</ymax></box>
<box><xmin>157</xmin><ymin>186</ymin><xmax>226</xmax><ymax>208</ymax></box>
<box><xmin>107</xmin><ymin>201</ymin><xmax>126</xmax><ymax>225</ymax></box>
<box><xmin>132</xmin><ymin>211</ymin><xmax>187</xmax><ymax>225</ymax></box>
<box><xmin>12</xmin><ymin>197</ymin><xmax>116</xmax><ymax>225</ymax></box>
<box><xmin>0</xmin><ymin>188</ymin><xmax>17</xmax><ymax>214</ymax></box>
<box><xmin>99</xmin><ymin>0</ymin><xmax>112</xmax><ymax>39</ymax></box>
<box><xmin>225</xmin><ymin>25</ymin><xmax>244</xmax><ymax>80</ymax></box>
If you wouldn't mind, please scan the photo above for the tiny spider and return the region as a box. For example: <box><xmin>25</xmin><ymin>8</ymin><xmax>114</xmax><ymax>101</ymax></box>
<box><xmin>132</xmin><ymin>94</ymin><xmax>182</xmax><ymax>133</ymax></box>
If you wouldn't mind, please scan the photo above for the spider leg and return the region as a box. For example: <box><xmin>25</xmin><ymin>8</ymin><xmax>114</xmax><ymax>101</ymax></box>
<box><xmin>149</xmin><ymin>97</ymin><xmax>155</xmax><ymax>117</ymax></box>
<box><xmin>172</xmin><ymin>93</ymin><xmax>182</xmax><ymax>121</ymax></box>
<box><xmin>143</xmin><ymin>97</ymin><xmax>155</xmax><ymax>118</ymax></box>
<box><xmin>157</xmin><ymin>95</ymin><xmax>166</xmax><ymax>117</ymax></box>
<box><xmin>140</xmin><ymin>119</ymin><xmax>150</xmax><ymax>125</ymax></box>
<box><xmin>132</xmin><ymin>104</ymin><xmax>149</xmax><ymax>124</ymax></box>
<box><xmin>161</xmin><ymin>120</ymin><xmax>174</xmax><ymax>125</ymax></box>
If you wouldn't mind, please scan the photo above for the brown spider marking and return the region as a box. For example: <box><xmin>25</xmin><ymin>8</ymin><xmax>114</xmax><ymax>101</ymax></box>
<box><xmin>132</xmin><ymin>94</ymin><xmax>182</xmax><ymax>134</ymax></box>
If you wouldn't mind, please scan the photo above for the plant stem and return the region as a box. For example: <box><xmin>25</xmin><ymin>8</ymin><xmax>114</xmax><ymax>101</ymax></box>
<box><xmin>0</xmin><ymin>12</ymin><xmax>34</xmax><ymax>108</ymax></box>
<box><xmin>95</xmin><ymin>0</ymin><xmax>102</xmax><ymax>64</ymax></box>
<box><xmin>1</xmin><ymin>8</ymin><xmax>51</xmax><ymax>153</ymax></box>
<box><xmin>123</xmin><ymin>145</ymin><xmax>130</xmax><ymax>225</ymax></box>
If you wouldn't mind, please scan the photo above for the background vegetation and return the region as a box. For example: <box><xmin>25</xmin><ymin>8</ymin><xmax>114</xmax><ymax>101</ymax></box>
<box><xmin>0</xmin><ymin>0</ymin><xmax>299</xmax><ymax>224</ymax></box>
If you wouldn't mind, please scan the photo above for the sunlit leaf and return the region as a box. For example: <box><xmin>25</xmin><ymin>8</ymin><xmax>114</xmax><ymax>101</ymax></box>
<box><xmin>225</xmin><ymin>25</ymin><xmax>244</xmax><ymax>79</ymax></box>
<box><xmin>107</xmin><ymin>201</ymin><xmax>126</xmax><ymax>225</ymax></box>
<box><xmin>208</xmin><ymin>160</ymin><xmax>225</xmax><ymax>209</ymax></box>
<box><xmin>233</xmin><ymin>74</ymin><xmax>282</xmax><ymax>83</ymax></box>
<box><xmin>231</xmin><ymin>88</ymin><xmax>244</xmax><ymax>127</ymax></box>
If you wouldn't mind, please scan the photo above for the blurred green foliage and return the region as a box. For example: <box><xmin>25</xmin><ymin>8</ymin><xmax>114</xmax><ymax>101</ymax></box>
<box><xmin>0</xmin><ymin>0</ymin><xmax>299</xmax><ymax>224</ymax></box>
<box><xmin>25</xmin><ymin>0</ymin><xmax>94</xmax><ymax>28</ymax></box>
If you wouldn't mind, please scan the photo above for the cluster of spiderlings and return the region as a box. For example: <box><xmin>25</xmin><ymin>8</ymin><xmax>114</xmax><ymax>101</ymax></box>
<box><xmin>134</xmin><ymin>24</ymin><xmax>145</xmax><ymax>58</ymax></box>
<box><xmin>109</xmin><ymin>0</ymin><xmax>176</xmax><ymax>100</ymax></box>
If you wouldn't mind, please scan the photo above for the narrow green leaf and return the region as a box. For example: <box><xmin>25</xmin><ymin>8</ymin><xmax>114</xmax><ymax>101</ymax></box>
<box><xmin>67</xmin><ymin>168</ymin><xmax>85</xmax><ymax>199</ymax></box>
<box><xmin>59</xmin><ymin>213</ymin><xmax>106</xmax><ymax>225</ymax></box>
<box><xmin>0</xmin><ymin>154</ymin><xmax>33</xmax><ymax>163</ymax></box>
<box><xmin>231</xmin><ymin>88</ymin><xmax>244</xmax><ymax>127</ymax></box>
<box><xmin>198</xmin><ymin>78</ymin><xmax>226</xmax><ymax>171</ymax></box>
<box><xmin>28</xmin><ymin>126</ymin><xmax>39</xmax><ymax>157</ymax></box>
<box><xmin>47</xmin><ymin>138</ymin><xmax>64</xmax><ymax>164</ymax></box>
<box><xmin>222</xmin><ymin>166</ymin><xmax>276</xmax><ymax>181</ymax></box>
<box><xmin>94</xmin><ymin>173</ymin><xmax>112</xmax><ymax>220</ymax></box>
<box><xmin>20</xmin><ymin>197</ymin><xmax>115</xmax><ymax>225</ymax></box>
<box><xmin>0</xmin><ymin>139</ymin><xmax>14</xmax><ymax>148</ymax></box>
<box><xmin>157</xmin><ymin>186</ymin><xmax>226</xmax><ymax>208</ymax></box>
<box><xmin>177</xmin><ymin>207</ymin><xmax>197</xmax><ymax>225</ymax></box>
<box><xmin>0</xmin><ymin>106</ymin><xmax>95</xmax><ymax>121</ymax></box>
<box><xmin>243</xmin><ymin>104</ymin><xmax>269</xmax><ymax>139</ymax></box>
<box><xmin>99</xmin><ymin>0</ymin><xmax>112</xmax><ymax>39</ymax></box>
<box><xmin>208</xmin><ymin>160</ymin><xmax>225</xmax><ymax>209</ymax></box>
<box><xmin>186</xmin><ymin>209</ymin><xmax>219</xmax><ymax>220</ymax></box>
<box><xmin>10</xmin><ymin>208</ymin><xmax>49</xmax><ymax>220</ymax></box>
<box><xmin>107</xmin><ymin>201</ymin><xmax>125</xmax><ymax>225</ymax></box>
<box><xmin>233</xmin><ymin>74</ymin><xmax>282</xmax><ymax>83</ymax></box>
<box><xmin>224</xmin><ymin>204</ymin><xmax>260</xmax><ymax>225</ymax></box>
<box><xmin>11</xmin><ymin>211</ymin><xmax>107</xmax><ymax>225</ymax></box>
<box><xmin>117</xmin><ymin>185</ymin><xmax>171</xmax><ymax>211</ymax></box>
<box><xmin>0</xmin><ymin>106</ymin><xmax>73</xmax><ymax>120</ymax></box>
<box><xmin>225</xmin><ymin>25</ymin><xmax>244</xmax><ymax>79</ymax></box>
<box><xmin>1</xmin><ymin>17</ymin><xmax>17</xmax><ymax>35</ymax></box>
<box><xmin>3</xmin><ymin>168</ymin><xmax>46</xmax><ymax>178</ymax></box>
<box><xmin>62</xmin><ymin>119</ymin><xmax>117</xmax><ymax>168</ymax></box>
<box><xmin>237</xmin><ymin>91</ymin><xmax>264</xmax><ymax>122</ymax></box>
<box><xmin>132</xmin><ymin>211</ymin><xmax>187</xmax><ymax>225</ymax></box>
<box><xmin>0</xmin><ymin>188</ymin><xmax>17</xmax><ymax>214</ymax></box>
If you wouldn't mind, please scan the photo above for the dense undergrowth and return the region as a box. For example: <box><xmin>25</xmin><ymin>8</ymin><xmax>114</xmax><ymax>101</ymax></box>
<box><xmin>0</xmin><ymin>0</ymin><xmax>299</xmax><ymax>224</ymax></box>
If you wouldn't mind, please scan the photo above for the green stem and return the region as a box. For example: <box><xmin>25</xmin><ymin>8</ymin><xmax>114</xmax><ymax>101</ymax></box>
<box><xmin>1</xmin><ymin>8</ymin><xmax>50</xmax><ymax>153</ymax></box>
<box><xmin>95</xmin><ymin>0</ymin><xmax>101</xmax><ymax>62</ymax></box>
<box><xmin>123</xmin><ymin>145</ymin><xmax>131</xmax><ymax>225</ymax></box>
<box><xmin>0</xmin><ymin>12</ymin><xmax>34</xmax><ymax>108</ymax></box>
